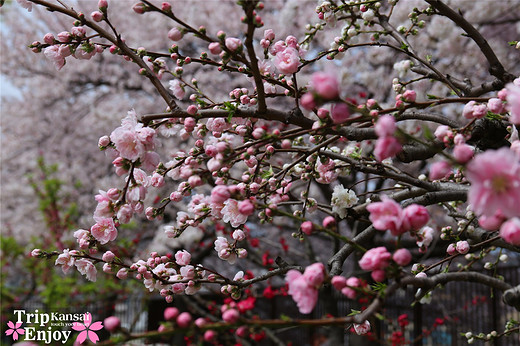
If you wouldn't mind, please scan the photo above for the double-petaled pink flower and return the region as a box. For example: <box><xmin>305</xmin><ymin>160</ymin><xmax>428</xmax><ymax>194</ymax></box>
<box><xmin>286</xmin><ymin>263</ymin><xmax>325</xmax><ymax>314</ymax></box>
<box><xmin>466</xmin><ymin>148</ymin><xmax>520</xmax><ymax>218</ymax></box>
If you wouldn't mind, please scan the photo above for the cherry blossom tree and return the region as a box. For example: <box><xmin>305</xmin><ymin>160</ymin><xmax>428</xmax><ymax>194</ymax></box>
<box><xmin>2</xmin><ymin>0</ymin><xmax>520</xmax><ymax>344</ymax></box>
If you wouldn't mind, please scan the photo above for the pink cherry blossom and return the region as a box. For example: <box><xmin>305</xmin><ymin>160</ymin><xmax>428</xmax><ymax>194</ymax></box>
<box><xmin>353</xmin><ymin>320</ymin><xmax>371</xmax><ymax>335</ymax></box>
<box><xmin>429</xmin><ymin>161</ymin><xmax>452</xmax><ymax>180</ymax></box>
<box><xmin>55</xmin><ymin>249</ymin><xmax>78</xmax><ymax>274</ymax></box>
<box><xmin>300</xmin><ymin>93</ymin><xmax>316</xmax><ymax>110</ymax></box>
<box><xmin>285</xmin><ymin>268</ymin><xmax>319</xmax><ymax>314</ymax></box>
<box><xmin>169</xmin><ymin>79</ymin><xmax>185</xmax><ymax>100</ymax></box>
<box><xmin>374</xmin><ymin>136</ymin><xmax>402</xmax><ymax>161</ymax></box>
<box><xmin>455</xmin><ymin>240</ymin><xmax>470</xmax><ymax>254</ymax></box>
<box><xmin>375</xmin><ymin>115</ymin><xmax>397</xmax><ymax>137</ymax></box>
<box><xmin>402</xmin><ymin>204</ymin><xmax>429</xmax><ymax>230</ymax></box>
<box><xmin>507</xmin><ymin>83</ymin><xmax>520</xmax><ymax>124</ymax></box>
<box><xmin>453</xmin><ymin>144</ymin><xmax>474</xmax><ymax>163</ymax></box>
<box><xmin>43</xmin><ymin>45</ymin><xmax>65</xmax><ymax>70</ymax></box>
<box><xmin>466</xmin><ymin>148</ymin><xmax>520</xmax><ymax>218</ymax></box>
<box><xmin>330</xmin><ymin>103</ymin><xmax>351</xmax><ymax>124</ymax></box>
<box><xmin>91</xmin><ymin>217</ymin><xmax>118</xmax><ymax>244</ymax></box>
<box><xmin>499</xmin><ymin>217</ymin><xmax>520</xmax><ymax>245</ymax></box>
<box><xmin>393</xmin><ymin>248</ymin><xmax>412</xmax><ymax>266</ymax></box>
<box><xmin>478</xmin><ymin>210</ymin><xmax>506</xmax><ymax>230</ymax></box>
<box><xmin>75</xmin><ymin>259</ymin><xmax>97</xmax><ymax>282</ymax></box>
<box><xmin>222</xmin><ymin>199</ymin><xmax>248</xmax><ymax>227</ymax></box>
<box><xmin>358</xmin><ymin>246</ymin><xmax>392</xmax><ymax>271</ymax></box>
<box><xmin>222</xmin><ymin>308</ymin><xmax>240</xmax><ymax>323</ymax></box>
<box><xmin>366</xmin><ymin>196</ymin><xmax>405</xmax><ymax>235</ymax></box>
<box><xmin>273</xmin><ymin>47</ymin><xmax>300</xmax><ymax>75</ymax></box>
<box><xmin>175</xmin><ymin>250</ymin><xmax>192</xmax><ymax>266</ymax></box>
<box><xmin>164</xmin><ymin>307</ymin><xmax>180</xmax><ymax>320</ymax></box>
<box><xmin>311</xmin><ymin>72</ymin><xmax>339</xmax><ymax>100</ymax></box>
<box><xmin>176</xmin><ymin>312</ymin><xmax>192</xmax><ymax>328</ymax></box>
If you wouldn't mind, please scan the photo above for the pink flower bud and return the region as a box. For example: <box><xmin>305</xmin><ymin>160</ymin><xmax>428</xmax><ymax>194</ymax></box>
<box><xmin>353</xmin><ymin>320</ymin><xmax>371</xmax><ymax>335</ymax></box>
<box><xmin>402</xmin><ymin>204</ymin><xmax>429</xmax><ymax>230</ymax></box>
<box><xmin>168</xmin><ymin>27</ymin><xmax>183</xmax><ymax>41</ymax></box>
<box><xmin>102</xmin><ymin>251</ymin><xmax>115</xmax><ymax>262</ymax></box>
<box><xmin>371</xmin><ymin>269</ymin><xmax>386</xmax><ymax>282</ymax></box>
<box><xmin>311</xmin><ymin>72</ymin><xmax>339</xmax><ymax>100</ymax></box>
<box><xmin>116</xmin><ymin>268</ymin><xmax>128</xmax><ymax>279</ymax></box>
<box><xmin>132</xmin><ymin>3</ymin><xmax>146</xmax><ymax>14</ymax></box>
<box><xmin>402</xmin><ymin>90</ymin><xmax>416</xmax><ymax>103</ymax></box>
<box><xmin>264</xmin><ymin>29</ymin><xmax>275</xmax><ymax>41</ymax></box>
<box><xmin>222</xmin><ymin>308</ymin><xmax>240</xmax><ymax>323</ymax></box>
<box><xmin>300</xmin><ymin>93</ymin><xmax>316</xmax><ymax>110</ymax></box>
<box><xmin>393</xmin><ymin>248</ymin><xmax>412</xmax><ymax>266</ymax></box>
<box><xmin>164</xmin><ymin>307</ymin><xmax>180</xmax><ymax>321</ymax></box>
<box><xmin>98</xmin><ymin>135</ymin><xmax>110</xmax><ymax>147</ymax></box>
<box><xmin>161</xmin><ymin>2</ymin><xmax>171</xmax><ymax>12</ymax></box>
<box><xmin>186</xmin><ymin>105</ymin><xmax>198</xmax><ymax>115</ymax></box>
<box><xmin>323</xmin><ymin>216</ymin><xmax>336</xmax><ymax>228</ymax></box>
<box><xmin>204</xmin><ymin>330</ymin><xmax>216</xmax><ymax>342</ymax></box>
<box><xmin>232</xmin><ymin>229</ymin><xmax>246</xmax><ymax>241</ymax></box>
<box><xmin>91</xmin><ymin>11</ymin><xmax>103</xmax><ymax>22</ymax></box>
<box><xmin>453</xmin><ymin>144</ymin><xmax>474</xmax><ymax>163</ymax></box>
<box><xmin>104</xmin><ymin>316</ymin><xmax>120</xmax><ymax>332</ymax></box>
<box><xmin>487</xmin><ymin>98</ymin><xmax>504</xmax><ymax>114</ymax></box>
<box><xmin>238</xmin><ymin>200</ymin><xmax>254</xmax><ymax>216</ymax></box>
<box><xmin>374</xmin><ymin>115</ymin><xmax>396</xmax><ymax>138</ymax></box>
<box><xmin>331</xmin><ymin>276</ymin><xmax>347</xmax><ymax>290</ymax></box>
<box><xmin>446</xmin><ymin>243</ymin><xmax>456</xmax><ymax>255</ymax></box>
<box><xmin>301</xmin><ymin>221</ymin><xmax>314</xmax><ymax>235</ymax></box>
<box><xmin>429</xmin><ymin>161</ymin><xmax>452</xmax><ymax>180</ymax></box>
<box><xmin>330</xmin><ymin>103</ymin><xmax>350</xmax><ymax>124</ymax></box>
<box><xmin>208</xmin><ymin>42</ymin><xmax>222</xmax><ymax>55</ymax></box>
<box><xmin>225</xmin><ymin>37</ymin><xmax>242</xmax><ymax>51</ymax></box>
<box><xmin>455</xmin><ymin>240</ymin><xmax>470</xmax><ymax>254</ymax></box>
<box><xmin>98</xmin><ymin>0</ymin><xmax>108</xmax><ymax>10</ymax></box>
<box><xmin>499</xmin><ymin>218</ymin><xmax>520</xmax><ymax>246</ymax></box>
<box><xmin>43</xmin><ymin>33</ymin><xmax>54</xmax><ymax>45</ymax></box>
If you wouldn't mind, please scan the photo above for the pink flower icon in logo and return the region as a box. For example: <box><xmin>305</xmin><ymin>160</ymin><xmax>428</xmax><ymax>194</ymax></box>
<box><xmin>5</xmin><ymin>321</ymin><xmax>25</xmax><ymax>341</ymax></box>
<box><xmin>72</xmin><ymin>313</ymin><xmax>103</xmax><ymax>344</ymax></box>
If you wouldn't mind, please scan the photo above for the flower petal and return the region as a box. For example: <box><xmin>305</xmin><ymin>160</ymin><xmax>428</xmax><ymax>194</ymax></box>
<box><xmin>89</xmin><ymin>321</ymin><xmax>104</xmax><ymax>331</ymax></box>
<box><xmin>76</xmin><ymin>331</ymin><xmax>87</xmax><ymax>344</ymax></box>
<box><xmin>7</xmin><ymin>321</ymin><xmax>15</xmax><ymax>329</ymax></box>
<box><xmin>72</xmin><ymin>322</ymin><xmax>86</xmax><ymax>331</ymax></box>
<box><xmin>6</xmin><ymin>329</ymin><xmax>14</xmax><ymax>336</ymax></box>
<box><xmin>87</xmin><ymin>330</ymin><xmax>99</xmax><ymax>344</ymax></box>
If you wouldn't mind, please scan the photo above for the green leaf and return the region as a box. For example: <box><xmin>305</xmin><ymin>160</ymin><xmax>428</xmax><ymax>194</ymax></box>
<box><xmin>347</xmin><ymin>309</ymin><xmax>361</xmax><ymax>316</ymax></box>
<box><xmin>426</xmin><ymin>94</ymin><xmax>440</xmax><ymax>100</ymax></box>
<box><xmin>422</xmin><ymin>124</ymin><xmax>434</xmax><ymax>140</ymax></box>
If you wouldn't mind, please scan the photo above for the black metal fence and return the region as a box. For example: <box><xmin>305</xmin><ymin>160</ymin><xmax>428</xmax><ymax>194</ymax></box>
<box><xmin>3</xmin><ymin>266</ymin><xmax>519</xmax><ymax>345</ymax></box>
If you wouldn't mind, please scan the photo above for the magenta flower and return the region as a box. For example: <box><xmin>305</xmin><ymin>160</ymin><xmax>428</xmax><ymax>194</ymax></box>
<box><xmin>5</xmin><ymin>321</ymin><xmax>25</xmax><ymax>340</ymax></box>
<box><xmin>72</xmin><ymin>313</ymin><xmax>103</xmax><ymax>344</ymax></box>
<box><xmin>466</xmin><ymin>148</ymin><xmax>520</xmax><ymax>218</ymax></box>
